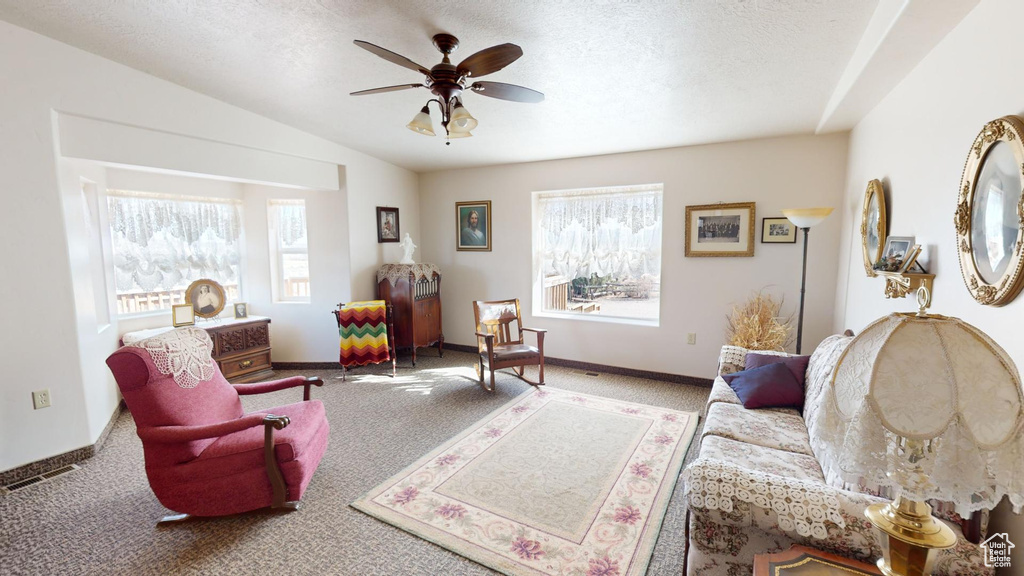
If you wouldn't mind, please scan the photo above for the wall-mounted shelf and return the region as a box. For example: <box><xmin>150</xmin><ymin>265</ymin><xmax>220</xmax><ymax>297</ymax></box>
<box><xmin>877</xmin><ymin>271</ymin><xmax>935</xmax><ymax>306</ymax></box>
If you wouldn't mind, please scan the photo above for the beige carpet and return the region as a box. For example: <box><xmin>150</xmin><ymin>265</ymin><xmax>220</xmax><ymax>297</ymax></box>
<box><xmin>0</xmin><ymin>350</ymin><xmax>709</xmax><ymax>575</ymax></box>
<box><xmin>353</xmin><ymin>388</ymin><xmax>700</xmax><ymax>575</ymax></box>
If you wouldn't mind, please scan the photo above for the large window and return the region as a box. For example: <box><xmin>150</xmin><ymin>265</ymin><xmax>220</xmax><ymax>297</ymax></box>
<box><xmin>534</xmin><ymin>184</ymin><xmax>663</xmax><ymax>323</ymax></box>
<box><xmin>108</xmin><ymin>191</ymin><xmax>243</xmax><ymax>315</ymax></box>
<box><xmin>268</xmin><ymin>199</ymin><xmax>310</xmax><ymax>302</ymax></box>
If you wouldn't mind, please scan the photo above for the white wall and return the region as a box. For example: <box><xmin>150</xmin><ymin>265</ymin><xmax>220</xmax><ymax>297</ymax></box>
<box><xmin>834</xmin><ymin>0</ymin><xmax>1023</xmax><ymax>564</ymax></box>
<box><xmin>0</xmin><ymin>20</ymin><xmax>416</xmax><ymax>473</ymax></box>
<box><xmin>419</xmin><ymin>133</ymin><xmax>849</xmax><ymax>379</ymax></box>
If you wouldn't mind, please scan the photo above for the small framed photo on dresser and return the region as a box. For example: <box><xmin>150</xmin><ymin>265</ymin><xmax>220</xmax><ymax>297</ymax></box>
<box><xmin>234</xmin><ymin>302</ymin><xmax>248</xmax><ymax>319</ymax></box>
<box><xmin>172</xmin><ymin>304</ymin><xmax>195</xmax><ymax>327</ymax></box>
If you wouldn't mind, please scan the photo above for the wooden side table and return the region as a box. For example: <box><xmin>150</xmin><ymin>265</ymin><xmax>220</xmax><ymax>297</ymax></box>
<box><xmin>754</xmin><ymin>545</ymin><xmax>882</xmax><ymax>575</ymax></box>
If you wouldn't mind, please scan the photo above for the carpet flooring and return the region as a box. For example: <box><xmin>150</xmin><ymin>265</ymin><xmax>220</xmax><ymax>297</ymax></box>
<box><xmin>0</xmin><ymin>350</ymin><xmax>709</xmax><ymax>576</ymax></box>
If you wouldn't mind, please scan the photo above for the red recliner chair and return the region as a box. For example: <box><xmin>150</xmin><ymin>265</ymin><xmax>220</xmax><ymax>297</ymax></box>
<box><xmin>106</xmin><ymin>327</ymin><xmax>329</xmax><ymax>522</ymax></box>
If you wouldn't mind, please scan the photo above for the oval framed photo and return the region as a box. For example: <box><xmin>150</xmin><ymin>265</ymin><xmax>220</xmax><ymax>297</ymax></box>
<box><xmin>185</xmin><ymin>278</ymin><xmax>226</xmax><ymax>318</ymax></box>
<box><xmin>955</xmin><ymin>115</ymin><xmax>1024</xmax><ymax>306</ymax></box>
<box><xmin>861</xmin><ymin>179</ymin><xmax>887</xmax><ymax>277</ymax></box>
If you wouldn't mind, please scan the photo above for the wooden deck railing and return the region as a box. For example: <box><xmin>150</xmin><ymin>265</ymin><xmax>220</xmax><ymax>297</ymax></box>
<box><xmin>116</xmin><ymin>284</ymin><xmax>241</xmax><ymax>315</ymax></box>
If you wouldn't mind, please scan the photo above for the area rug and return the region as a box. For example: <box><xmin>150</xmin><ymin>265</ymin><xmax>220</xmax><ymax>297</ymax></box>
<box><xmin>352</xmin><ymin>387</ymin><xmax>700</xmax><ymax>576</ymax></box>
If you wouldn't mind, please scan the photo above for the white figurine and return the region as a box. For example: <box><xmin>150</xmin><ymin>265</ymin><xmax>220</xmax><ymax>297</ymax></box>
<box><xmin>399</xmin><ymin>233</ymin><xmax>417</xmax><ymax>264</ymax></box>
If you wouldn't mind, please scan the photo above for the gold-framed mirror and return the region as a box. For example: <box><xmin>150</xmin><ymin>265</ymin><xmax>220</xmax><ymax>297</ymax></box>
<box><xmin>955</xmin><ymin>115</ymin><xmax>1024</xmax><ymax>306</ymax></box>
<box><xmin>861</xmin><ymin>179</ymin><xmax>887</xmax><ymax>277</ymax></box>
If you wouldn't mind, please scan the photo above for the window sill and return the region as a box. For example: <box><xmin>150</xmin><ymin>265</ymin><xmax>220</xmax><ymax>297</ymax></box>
<box><xmin>533</xmin><ymin>310</ymin><xmax>659</xmax><ymax>327</ymax></box>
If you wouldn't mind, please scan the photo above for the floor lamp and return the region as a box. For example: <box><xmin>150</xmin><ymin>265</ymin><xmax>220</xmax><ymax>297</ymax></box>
<box><xmin>781</xmin><ymin>207</ymin><xmax>833</xmax><ymax>354</ymax></box>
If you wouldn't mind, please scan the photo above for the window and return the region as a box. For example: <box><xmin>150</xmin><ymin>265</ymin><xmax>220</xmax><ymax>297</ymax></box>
<box><xmin>107</xmin><ymin>191</ymin><xmax>243</xmax><ymax>315</ymax></box>
<box><xmin>268</xmin><ymin>199</ymin><xmax>309</xmax><ymax>302</ymax></box>
<box><xmin>534</xmin><ymin>184</ymin><xmax>663</xmax><ymax>323</ymax></box>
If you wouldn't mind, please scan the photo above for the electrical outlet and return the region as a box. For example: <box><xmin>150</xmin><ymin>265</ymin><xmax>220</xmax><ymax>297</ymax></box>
<box><xmin>687</xmin><ymin>333</ymin><xmax>697</xmax><ymax>345</ymax></box>
<box><xmin>32</xmin><ymin>389</ymin><xmax>51</xmax><ymax>410</ymax></box>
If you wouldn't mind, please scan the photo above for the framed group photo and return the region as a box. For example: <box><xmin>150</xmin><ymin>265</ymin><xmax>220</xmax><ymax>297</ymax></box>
<box><xmin>456</xmin><ymin>200</ymin><xmax>491</xmax><ymax>251</ymax></box>
<box><xmin>685</xmin><ymin>202</ymin><xmax>756</xmax><ymax>257</ymax></box>
<box><xmin>377</xmin><ymin>207</ymin><xmax>400</xmax><ymax>243</ymax></box>
<box><xmin>761</xmin><ymin>217</ymin><xmax>797</xmax><ymax>243</ymax></box>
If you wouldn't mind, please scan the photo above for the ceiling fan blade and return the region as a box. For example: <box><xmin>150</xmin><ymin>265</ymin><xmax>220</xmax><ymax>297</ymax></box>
<box><xmin>456</xmin><ymin>43</ymin><xmax>523</xmax><ymax>78</ymax></box>
<box><xmin>470</xmin><ymin>81</ymin><xmax>544</xmax><ymax>103</ymax></box>
<box><xmin>350</xmin><ymin>84</ymin><xmax>424</xmax><ymax>96</ymax></box>
<box><xmin>353</xmin><ymin>40</ymin><xmax>431</xmax><ymax>76</ymax></box>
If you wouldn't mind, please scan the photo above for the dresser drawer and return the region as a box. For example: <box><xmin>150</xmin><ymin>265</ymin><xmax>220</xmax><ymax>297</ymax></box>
<box><xmin>219</xmin><ymin>349</ymin><xmax>272</xmax><ymax>381</ymax></box>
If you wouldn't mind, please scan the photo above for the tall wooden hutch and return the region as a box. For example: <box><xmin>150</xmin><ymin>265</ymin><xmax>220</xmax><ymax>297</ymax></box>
<box><xmin>376</xmin><ymin>264</ymin><xmax>444</xmax><ymax>365</ymax></box>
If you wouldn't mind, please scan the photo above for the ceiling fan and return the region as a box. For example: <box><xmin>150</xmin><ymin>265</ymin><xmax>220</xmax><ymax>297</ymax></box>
<box><xmin>351</xmin><ymin>33</ymin><xmax>544</xmax><ymax>143</ymax></box>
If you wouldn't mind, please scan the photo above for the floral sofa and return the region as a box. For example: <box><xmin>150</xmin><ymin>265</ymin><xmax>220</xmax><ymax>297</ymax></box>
<box><xmin>681</xmin><ymin>336</ymin><xmax>991</xmax><ymax>576</ymax></box>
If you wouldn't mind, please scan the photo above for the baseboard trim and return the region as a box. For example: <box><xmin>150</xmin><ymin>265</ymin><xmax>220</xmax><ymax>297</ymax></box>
<box><xmin>0</xmin><ymin>400</ymin><xmax>126</xmax><ymax>486</ymax></box>
<box><xmin>272</xmin><ymin>362</ymin><xmax>342</xmax><ymax>370</ymax></box>
<box><xmin>403</xmin><ymin>343</ymin><xmax>714</xmax><ymax>388</ymax></box>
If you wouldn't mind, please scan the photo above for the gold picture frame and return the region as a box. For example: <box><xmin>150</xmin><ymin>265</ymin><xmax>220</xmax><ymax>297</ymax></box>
<box><xmin>233</xmin><ymin>302</ymin><xmax>248</xmax><ymax>319</ymax></box>
<box><xmin>955</xmin><ymin>115</ymin><xmax>1024</xmax><ymax>306</ymax></box>
<box><xmin>456</xmin><ymin>200</ymin><xmax>492</xmax><ymax>251</ymax></box>
<box><xmin>172</xmin><ymin>303</ymin><xmax>195</xmax><ymax>327</ymax></box>
<box><xmin>861</xmin><ymin>179</ymin><xmax>887</xmax><ymax>277</ymax></box>
<box><xmin>185</xmin><ymin>278</ymin><xmax>226</xmax><ymax>318</ymax></box>
<box><xmin>685</xmin><ymin>202</ymin><xmax>756</xmax><ymax>257</ymax></box>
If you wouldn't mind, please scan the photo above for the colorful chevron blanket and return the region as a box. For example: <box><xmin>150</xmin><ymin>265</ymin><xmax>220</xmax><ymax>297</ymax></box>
<box><xmin>334</xmin><ymin>300</ymin><xmax>390</xmax><ymax>368</ymax></box>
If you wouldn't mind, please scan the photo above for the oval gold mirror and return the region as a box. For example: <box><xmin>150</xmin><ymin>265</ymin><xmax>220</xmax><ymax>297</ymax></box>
<box><xmin>955</xmin><ymin>115</ymin><xmax>1024</xmax><ymax>306</ymax></box>
<box><xmin>861</xmin><ymin>179</ymin><xmax>887</xmax><ymax>276</ymax></box>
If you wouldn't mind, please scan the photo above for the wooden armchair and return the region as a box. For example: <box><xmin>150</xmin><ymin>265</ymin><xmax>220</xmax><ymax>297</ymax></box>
<box><xmin>473</xmin><ymin>298</ymin><xmax>546</xmax><ymax>393</ymax></box>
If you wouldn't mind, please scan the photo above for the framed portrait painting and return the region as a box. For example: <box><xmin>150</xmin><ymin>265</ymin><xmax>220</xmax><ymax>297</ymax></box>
<box><xmin>761</xmin><ymin>217</ymin><xmax>797</xmax><ymax>243</ymax></box>
<box><xmin>456</xmin><ymin>200</ymin><xmax>491</xmax><ymax>251</ymax></box>
<box><xmin>685</xmin><ymin>202</ymin><xmax>756</xmax><ymax>257</ymax></box>
<box><xmin>376</xmin><ymin>207</ymin><xmax>400</xmax><ymax>243</ymax></box>
<box><xmin>185</xmin><ymin>278</ymin><xmax>226</xmax><ymax>319</ymax></box>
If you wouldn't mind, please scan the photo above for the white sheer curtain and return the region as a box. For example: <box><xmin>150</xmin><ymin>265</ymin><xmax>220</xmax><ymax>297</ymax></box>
<box><xmin>537</xmin><ymin>185</ymin><xmax>663</xmax><ymax>281</ymax></box>
<box><xmin>107</xmin><ymin>191</ymin><xmax>243</xmax><ymax>294</ymax></box>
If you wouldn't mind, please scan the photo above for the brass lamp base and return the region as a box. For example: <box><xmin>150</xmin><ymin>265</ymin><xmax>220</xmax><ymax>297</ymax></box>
<box><xmin>865</xmin><ymin>496</ymin><xmax>957</xmax><ymax>576</ymax></box>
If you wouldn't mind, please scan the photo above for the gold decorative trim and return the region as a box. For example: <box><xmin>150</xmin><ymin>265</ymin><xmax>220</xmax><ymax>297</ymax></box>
<box><xmin>955</xmin><ymin>115</ymin><xmax>1024</xmax><ymax>307</ymax></box>
<box><xmin>861</xmin><ymin>179</ymin><xmax>886</xmax><ymax>277</ymax></box>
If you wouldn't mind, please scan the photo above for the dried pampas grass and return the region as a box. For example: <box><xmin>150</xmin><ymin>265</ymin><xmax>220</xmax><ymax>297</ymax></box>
<box><xmin>726</xmin><ymin>290</ymin><xmax>794</xmax><ymax>351</ymax></box>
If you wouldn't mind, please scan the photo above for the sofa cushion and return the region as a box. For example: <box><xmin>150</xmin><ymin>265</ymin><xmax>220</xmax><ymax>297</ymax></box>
<box><xmin>723</xmin><ymin>362</ymin><xmax>804</xmax><ymax>410</ymax></box>
<box><xmin>718</xmin><ymin>345</ymin><xmax>792</xmax><ymax>376</ymax></box>
<box><xmin>745</xmin><ymin>352</ymin><xmax>810</xmax><ymax>385</ymax></box>
<box><xmin>702</xmin><ymin>402</ymin><xmax>814</xmax><ymax>456</ymax></box>
<box><xmin>696</xmin><ymin>435</ymin><xmax>824</xmax><ymax>483</ymax></box>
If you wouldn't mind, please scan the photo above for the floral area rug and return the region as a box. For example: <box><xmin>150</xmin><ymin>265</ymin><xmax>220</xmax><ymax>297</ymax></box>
<box><xmin>351</xmin><ymin>387</ymin><xmax>699</xmax><ymax>576</ymax></box>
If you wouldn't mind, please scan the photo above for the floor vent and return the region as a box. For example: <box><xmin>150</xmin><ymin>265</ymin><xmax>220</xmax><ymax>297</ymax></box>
<box><xmin>2</xmin><ymin>464</ymin><xmax>79</xmax><ymax>494</ymax></box>
<box><xmin>575</xmin><ymin>371</ymin><xmax>601</xmax><ymax>377</ymax></box>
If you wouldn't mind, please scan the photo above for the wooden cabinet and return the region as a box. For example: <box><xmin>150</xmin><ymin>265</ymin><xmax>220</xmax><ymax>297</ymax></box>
<box><xmin>204</xmin><ymin>317</ymin><xmax>274</xmax><ymax>382</ymax></box>
<box><xmin>122</xmin><ymin>316</ymin><xmax>274</xmax><ymax>383</ymax></box>
<box><xmin>377</xmin><ymin>264</ymin><xmax>444</xmax><ymax>365</ymax></box>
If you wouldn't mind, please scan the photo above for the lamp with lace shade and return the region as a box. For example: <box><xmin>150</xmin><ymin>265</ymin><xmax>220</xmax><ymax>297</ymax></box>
<box><xmin>829</xmin><ymin>290</ymin><xmax>1023</xmax><ymax>576</ymax></box>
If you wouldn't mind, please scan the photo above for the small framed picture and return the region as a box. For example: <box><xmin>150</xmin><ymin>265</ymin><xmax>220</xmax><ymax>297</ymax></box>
<box><xmin>456</xmin><ymin>200</ymin><xmax>492</xmax><ymax>251</ymax></box>
<box><xmin>761</xmin><ymin>217</ymin><xmax>797</xmax><ymax>243</ymax></box>
<box><xmin>377</xmin><ymin>207</ymin><xmax>400</xmax><ymax>243</ymax></box>
<box><xmin>172</xmin><ymin>304</ymin><xmax>195</xmax><ymax>327</ymax></box>
<box><xmin>875</xmin><ymin>235</ymin><xmax>916</xmax><ymax>272</ymax></box>
<box><xmin>234</xmin><ymin>302</ymin><xmax>248</xmax><ymax>319</ymax></box>
<box><xmin>685</xmin><ymin>202</ymin><xmax>756</xmax><ymax>257</ymax></box>
<box><xmin>185</xmin><ymin>278</ymin><xmax>226</xmax><ymax>318</ymax></box>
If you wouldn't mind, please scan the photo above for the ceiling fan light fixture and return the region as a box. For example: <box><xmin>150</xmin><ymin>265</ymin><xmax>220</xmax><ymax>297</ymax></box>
<box><xmin>406</xmin><ymin>106</ymin><xmax>435</xmax><ymax>136</ymax></box>
<box><xmin>449</xmin><ymin>102</ymin><xmax>478</xmax><ymax>133</ymax></box>
<box><xmin>446</xmin><ymin>129</ymin><xmax>472</xmax><ymax>139</ymax></box>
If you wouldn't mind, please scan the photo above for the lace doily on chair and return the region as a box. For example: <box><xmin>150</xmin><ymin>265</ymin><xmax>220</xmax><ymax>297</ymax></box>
<box><xmin>126</xmin><ymin>327</ymin><xmax>215</xmax><ymax>389</ymax></box>
<box><xmin>376</xmin><ymin>263</ymin><xmax>441</xmax><ymax>286</ymax></box>
<box><xmin>682</xmin><ymin>459</ymin><xmax>845</xmax><ymax>539</ymax></box>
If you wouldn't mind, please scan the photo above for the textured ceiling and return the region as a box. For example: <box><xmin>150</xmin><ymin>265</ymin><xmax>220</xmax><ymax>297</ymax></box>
<box><xmin>0</xmin><ymin>0</ymin><xmax>881</xmax><ymax>173</ymax></box>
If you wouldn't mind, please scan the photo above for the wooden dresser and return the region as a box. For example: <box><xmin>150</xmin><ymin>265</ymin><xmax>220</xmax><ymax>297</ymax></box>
<box><xmin>121</xmin><ymin>316</ymin><xmax>274</xmax><ymax>383</ymax></box>
<box><xmin>376</xmin><ymin>264</ymin><xmax>444</xmax><ymax>365</ymax></box>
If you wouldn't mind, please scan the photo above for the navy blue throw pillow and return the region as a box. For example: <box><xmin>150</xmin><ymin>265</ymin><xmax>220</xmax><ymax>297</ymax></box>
<box><xmin>721</xmin><ymin>361</ymin><xmax>803</xmax><ymax>410</ymax></box>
